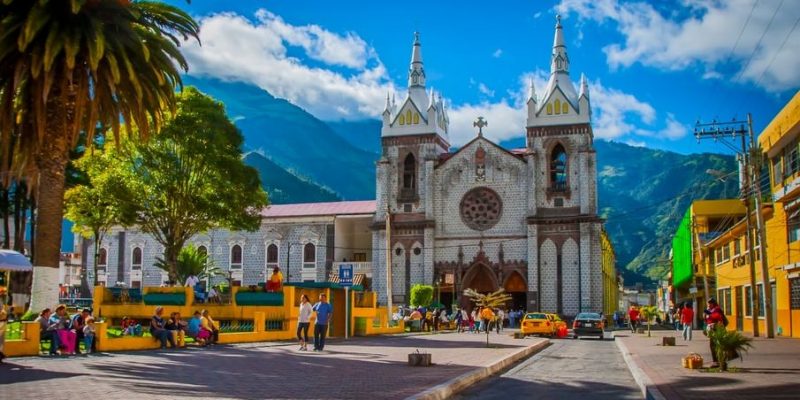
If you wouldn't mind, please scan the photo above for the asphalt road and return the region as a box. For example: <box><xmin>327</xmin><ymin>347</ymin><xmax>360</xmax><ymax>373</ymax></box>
<box><xmin>456</xmin><ymin>332</ymin><xmax>642</xmax><ymax>400</ymax></box>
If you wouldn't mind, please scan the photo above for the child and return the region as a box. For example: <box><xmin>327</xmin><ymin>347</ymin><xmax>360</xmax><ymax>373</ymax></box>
<box><xmin>83</xmin><ymin>317</ymin><xmax>96</xmax><ymax>353</ymax></box>
<box><xmin>121</xmin><ymin>316</ymin><xmax>142</xmax><ymax>336</ymax></box>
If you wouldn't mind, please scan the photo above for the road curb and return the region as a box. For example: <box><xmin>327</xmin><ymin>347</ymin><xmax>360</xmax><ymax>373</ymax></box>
<box><xmin>406</xmin><ymin>339</ymin><xmax>550</xmax><ymax>400</ymax></box>
<box><xmin>614</xmin><ymin>334</ymin><xmax>667</xmax><ymax>400</ymax></box>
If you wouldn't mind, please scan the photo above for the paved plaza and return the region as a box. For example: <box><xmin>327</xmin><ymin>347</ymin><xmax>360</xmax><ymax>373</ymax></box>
<box><xmin>0</xmin><ymin>332</ymin><xmax>546</xmax><ymax>400</ymax></box>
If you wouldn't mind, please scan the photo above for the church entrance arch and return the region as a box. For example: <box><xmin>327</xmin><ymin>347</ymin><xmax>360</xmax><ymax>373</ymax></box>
<box><xmin>503</xmin><ymin>270</ymin><xmax>528</xmax><ymax>311</ymax></box>
<box><xmin>460</xmin><ymin>262</ymin><xmax>499</xmax><ymax>309</ymax></box>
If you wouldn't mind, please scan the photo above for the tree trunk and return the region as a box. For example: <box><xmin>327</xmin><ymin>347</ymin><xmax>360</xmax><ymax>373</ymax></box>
<box><xmin>15</xmin><ymin>187</ymin><xmax>27</xmax><ymax>253</ymax></box>
<box><xmin>2</xmin><ymin>188</ymin><xmax>10</xmax><ymax>249</ymax></box>
<box><xmin>164</xmin><ymin>243</ymin><xmax>180</xmax><ymax>285</ymax></box>
<box><xmin>28</xmin><ymin>113</ymin><xmax>72</xmax><ymax>313</ymax></box>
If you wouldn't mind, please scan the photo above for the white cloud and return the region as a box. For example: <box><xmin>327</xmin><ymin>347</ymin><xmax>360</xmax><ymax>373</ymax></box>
<box><xmin>635</xmin><ymin>113</ymin><xmax>688</xmax><ymax>140</ymax></box>
<box><xmin>182</xmin><ymin>10</ymin><xmax>391</xmax><ymax>120</ymax></box>
<box><xmin>477</xmin><ymin>83</ymin><xmax>495</xmax><ymax>97</ymax></box>
<box><xmin>558</xmin><ymin>0</ymin><xmax>800</xmax><ymax>91</ymax></box>
<box><xmin>492</xmin><ymin>49</ymin><xmax>503</xmax><ymax>58</ymax></box>
<box><xmin>624</xmin><ymin>140</ymin><xmax>646</xmax><ymax>147</ymax></box>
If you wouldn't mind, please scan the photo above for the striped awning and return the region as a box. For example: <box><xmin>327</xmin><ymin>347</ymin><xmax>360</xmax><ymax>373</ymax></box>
<box><xmin>328</xmin><ymin>272</ymin><xmax>365</xmax><ymax>287</ymax></box>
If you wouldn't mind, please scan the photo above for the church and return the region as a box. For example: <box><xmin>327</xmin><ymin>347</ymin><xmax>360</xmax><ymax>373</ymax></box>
<box><xmin>84</xmin><ymin>16</ymin><xmax>606</xmax><ymax>316</ymax></box>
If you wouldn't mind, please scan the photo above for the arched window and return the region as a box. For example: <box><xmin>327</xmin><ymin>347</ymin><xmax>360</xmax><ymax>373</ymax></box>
<box><xmin>554</xmin><ymin>99</ymin><xmax>561</xmax><ymax>115</ymax></box>
<box><xmin>399</xmin><ymin>114</ymin><xmax>405</xmax><ymax>125</ymax></box>
<box><xmin>230</xmin><ymin>244</ymin><xmax>243</xmax><ymax>269</ymax></box>
<box><xmin>550</xmin><ymin>144</ymin><xmax>568</xmax><ymax>190</ymax></box>
<box><xmin>413</xmin><ymin>113</ymin><xmax>419</xmax><ymax>124</ymax></box>
<box><xmin>562</xmin><ymin>103</ymin><xmax>569</xmax><ymax>114</ymax></box>
<box><xmin>98</xmin><ymin>248</ymin><xmax>108</xmax><ymax>267</ymax></box>
<box><xmin>132</xmin><ymin>247</ymin><xmax>142</xmax><ymax>270</ymax></box>
<box><xmin>267</xmin><ymin>244</ymin><xmax>279</xmax><ymax>264</ymax></box>
<box><xmin>546</xmin><ymin>103</ymin><xmax>553</xmax><ymax>115</ymax></box>
<box><xmin>197</xmin><ymin>245</ymin><xmax>208</xmax><ymax>267</ymax></box>
<box><xmin>406</xmin><ymin>110</ymin><xmax>412</xmax><ymax>124</ymax></box>
<box><xmin>403</xmin><ymin>153</ymin><xmax>416</xmax><ymax>190</ymax></box>
<box><xmin>303</xmin><ymin>243</ymin><xmax>316</xmax><ymax>263</ymax></box>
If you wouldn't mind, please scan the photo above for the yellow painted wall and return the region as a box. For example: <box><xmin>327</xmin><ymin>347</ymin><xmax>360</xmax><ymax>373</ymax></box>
<box><xmin>601</xmin><ymin>229</ymin><xmax>618</xmax><ymax>317</ymax></box>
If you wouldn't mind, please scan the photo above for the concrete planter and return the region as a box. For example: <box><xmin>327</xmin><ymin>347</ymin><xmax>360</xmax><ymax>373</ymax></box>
<box><xmin>408</xmin><ymin>351</ymin><xmax>432</xmax><ymax>367</ymax></box>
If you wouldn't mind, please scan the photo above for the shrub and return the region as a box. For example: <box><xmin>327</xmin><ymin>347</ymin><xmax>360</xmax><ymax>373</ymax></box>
<box><xmin>410</xmin><ymin>284</ymin><xmax>433</xmax><ymax>308</ymax></box>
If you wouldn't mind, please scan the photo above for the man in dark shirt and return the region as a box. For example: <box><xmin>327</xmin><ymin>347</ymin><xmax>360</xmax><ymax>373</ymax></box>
<box><xmin>312</xmin><ymin>293</ymin><xmax>333</xmax><ymax>351</ymax></box>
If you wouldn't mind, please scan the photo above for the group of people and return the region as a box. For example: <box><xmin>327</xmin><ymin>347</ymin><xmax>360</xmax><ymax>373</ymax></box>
<box><xmin>671</xmin><ymin>301</ymin><xmax>695</xmax><ymax>341</ymax></box>
<box><xmin>397</xmin><ymin>305</ymin><xmax>524</xmax><ymax>334</ymax></box>
<box><xmin>296</xmin><ymin>293</ymin><xmax>333</xmax><ymax>351</ymax></box>
<box><xmin>34</xmin><ymin>305</ymin><xmax>96</xmax><ymax>356</ymax></box>
<box><xmin>184</xmin><ymin>275</ymin><xmax>221</xmax><ymax>304</ymax></box>
<box><xmin>146</xmin><ymin>307</ymin><xmax>220</xmax><ymax>348</ymax></box>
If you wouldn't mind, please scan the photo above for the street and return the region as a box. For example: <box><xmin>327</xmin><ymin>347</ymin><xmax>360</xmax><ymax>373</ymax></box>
<box><xmin>456</xmin><ymin>333</ymin><xmax>641</xmax><ymax>400</ymax></box>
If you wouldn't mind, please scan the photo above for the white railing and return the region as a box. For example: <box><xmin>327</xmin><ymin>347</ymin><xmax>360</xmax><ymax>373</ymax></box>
<box><xmin>333</xmin><ymin>261</ymin><xmax>372</xmax><ymax>277</ymax></box>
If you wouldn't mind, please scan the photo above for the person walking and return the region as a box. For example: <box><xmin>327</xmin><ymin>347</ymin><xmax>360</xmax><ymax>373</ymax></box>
<box><xmin>469</xmin><ymin>308</ymin><xmax>477</xmax><ymax>333</ymax></box>
<box><xmin>628</xmin><ymin>305</ymin><xmax>640</xmax><ymax>333</ymax></box>
<box><xmin>680</xmin><ymin>302</ymin><xmax>694</xmax><ymax>341</ymax></box>
<box><xmin>312</xmin><ymin>293</ymin><xmax>333</xmax><ymax>351</ymax></box>
<box><xmin>455</xmin><ymin>308</ymin><xmax>464</xmax><ymax>333</ymax></box>
<box><xmin>496</xmin><ymin>308</ymin><xmax>505</xmax><ymax>333</ymax></box>
<box><xmin>704</xmin><ymin>298</ymin><xmax>725</xmax><ymax>368</ymax></box>
<box><xmin>297</xmin><ymin>294</ymin><xmax>312</xmax><ymax>351</ymax></box>
<box><xmin>480</xmin><ymin>306</ymin><xmax>495</xmax><ymax>334</ymax></box>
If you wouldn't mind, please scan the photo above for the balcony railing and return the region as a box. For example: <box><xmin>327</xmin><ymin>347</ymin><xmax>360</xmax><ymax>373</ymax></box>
<box><xmin>333</xmin><ymin>261</ymin><xmax>372</xmax><ymax>275</ymax></box>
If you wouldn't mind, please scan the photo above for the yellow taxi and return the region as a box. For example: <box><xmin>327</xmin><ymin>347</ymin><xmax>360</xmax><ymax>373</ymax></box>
<box><xmin>547</xmin><ymin>313</ymin><xmax>567</xmax><ymax>331</ymax></box>
<box><xmin>520</xmin><ymin>312</ymin><xmax>554</xmax><ymax>337</ymax></box>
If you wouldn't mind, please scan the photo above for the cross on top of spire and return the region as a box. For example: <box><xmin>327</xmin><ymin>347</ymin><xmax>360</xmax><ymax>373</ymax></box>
<box><xmin>473</xmin><ymin>116</ymin><xmax>488</xmax><ymax>137</ymax></box>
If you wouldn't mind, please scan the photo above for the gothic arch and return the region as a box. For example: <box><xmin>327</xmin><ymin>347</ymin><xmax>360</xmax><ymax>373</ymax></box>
<box><xmin>540</xmin><ymin>239</ymin><xmax>558</xmax><ymax>313</ymax></box>
<box><xmin>550</xmin><ymin>144</ymin><xmax>568</xmax><ymax>190</ymax></box>
<box><xmin>562</xmin><ymin>238</ymin><xmax>579</xmax><ymax>315</ymax></box>
<box><xmin>462</xmin><ymin>262</ymin><xmax>499</xmax><ymax>293</ymax></box>
<box><xmin>503</xmin><ymin>270</ymin><xmax>527</xmax><ymax>293</ymax></box>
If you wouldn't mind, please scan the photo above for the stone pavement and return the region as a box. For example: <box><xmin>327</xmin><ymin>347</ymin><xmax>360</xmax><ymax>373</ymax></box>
<box><xmin>456</xmin><ymin>332</ymin><xmax>640</xmax><ymax>400</ymax></box>
<box><xmin>615</xmin><ymin>329</ymin><xmax>800</xmax><ymax>400</ymax></box>
<box><xmin>0</xmin><ymin>332</ymin><xmax>546</xmax><ymax>400</ymax></box>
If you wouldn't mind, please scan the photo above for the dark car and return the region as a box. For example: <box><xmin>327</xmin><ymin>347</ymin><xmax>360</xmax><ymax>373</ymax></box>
<box><xmin>572</xmin><ymin>312</ymin><xmax>605</xmax><ymax>340</ymax></box>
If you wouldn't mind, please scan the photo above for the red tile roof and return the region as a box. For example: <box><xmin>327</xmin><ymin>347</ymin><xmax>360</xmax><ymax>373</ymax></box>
<box><xmin>261</xmin><ymin>200</ymin><xmax>376</xmax><ymax>218</ymax></box>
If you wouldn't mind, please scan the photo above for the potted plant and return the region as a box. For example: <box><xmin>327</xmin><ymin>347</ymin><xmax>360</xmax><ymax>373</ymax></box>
<box><xmin>640</xmin><ymin>305</ymin><xmax>659</xmax><ymax>337</ymax></box>
<box><xmin>708</xmin><ymin>328</ymin><xmax>753</xmax><ymax>371</ymax></box>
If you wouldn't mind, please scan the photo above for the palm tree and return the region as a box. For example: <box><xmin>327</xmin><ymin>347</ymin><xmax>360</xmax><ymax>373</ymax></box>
<box><xmin>0</xmin><ymin>0</ymin><xmax>199</xmax><ymax>311</ymax></box>
<box><xmin>154</xmin><ymin>244</ymin><xmax>222</xmax><ymax>287</ymax></box>
<box><xmin>463</xmin><ymin>288</ymin><xmax>512</xmax><ymax>347</ymax></box>
<box><xmin>640</xmin><ymin>305</ymin><xmax>659</xmax><ymax>337</ymax></box>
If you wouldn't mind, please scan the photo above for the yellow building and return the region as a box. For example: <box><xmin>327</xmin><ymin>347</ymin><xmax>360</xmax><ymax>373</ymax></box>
<box><xmin>702</xmin><ymin>91</ymin><xmax>800</xmax><ymax>338</ymax></box>
<box><xmin>757</xmin><ymin>90</ymin><xmax>800</xmax><ymax>338</ymax></box>
<box><xmin>703</xmin><ymin>206</ymin><xmax>771</xmax><ymax>334</ymax></box>
<box><xmin>600</xmin><ymin>228</ymin><xmax>618</xmax><ymax>317</ymax></box>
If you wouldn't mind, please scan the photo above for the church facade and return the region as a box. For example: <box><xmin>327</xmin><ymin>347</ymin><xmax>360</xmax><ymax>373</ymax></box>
<box><xmin>83</xmin><ymin>17</ymin><xmax>605</xmax><ymax>316</ymax></box>
<box><xmin>371</xmin><ymin>16</ymin><xmax>603</xmax><ymax>315</ymax></box>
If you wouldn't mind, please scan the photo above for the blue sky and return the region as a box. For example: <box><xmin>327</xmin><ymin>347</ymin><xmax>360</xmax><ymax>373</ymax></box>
<box><xmin>165</xmin><ymin>0</ymin><xmax>799</xmax><ymax>155</ymax></box>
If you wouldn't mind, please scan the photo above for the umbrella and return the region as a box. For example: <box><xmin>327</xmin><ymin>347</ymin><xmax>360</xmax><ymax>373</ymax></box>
<box><xmin>0</xmin><ymin>249</ymin><xmax>32</xmax><ymax>272</ymax></box>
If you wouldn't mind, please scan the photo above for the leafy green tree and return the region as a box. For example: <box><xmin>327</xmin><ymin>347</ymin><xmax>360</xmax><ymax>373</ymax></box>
<box><xmin>410</xmin><ymin>284</ymin><xmax>434</xmax><ymax>308</ymax></box>
<box><xmin>0</xmin><ymin>0</ymin><xmax>199</xmax><ymax>311</ymax></box>
<box><xmin>65</xmin><ymin>146</ymin><xmax>137</xmax><ymax>293</ymax></box>
<box><xmin>640</xmin><ymin>305</ymin><xmax>659</xmax><ymax>337</ymax></box>
<box><xmin>95</xmin><ymin>87</ymin><xmax>268</xmax><ymax>283</ymax></box>
<box><xmin>154</xmin><ymin>244</ymin><xmax>222</xmax><ymax>286</ymax></box>
<box><xmin>463</xmin><ymin>288</ymin><xmax>512</xmax><ymax>347</ymax></box>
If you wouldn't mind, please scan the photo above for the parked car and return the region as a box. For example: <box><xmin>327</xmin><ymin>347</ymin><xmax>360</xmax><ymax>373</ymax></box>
<box><xmin>521</xmin><ymin>312</ymin><xmax>553</xmax><ymax>337</ymax></box>
<box><xmin>572</xmin><ymin>312</ymin><xmax>605</xmax><ymax>340</ymax></box>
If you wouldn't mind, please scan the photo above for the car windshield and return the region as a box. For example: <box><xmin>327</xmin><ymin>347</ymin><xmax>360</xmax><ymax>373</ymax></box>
<box><xmin>525</xmin><ymin>313</ymin><xmax>547</xmax><ymax>319</ymax></box>
<box><xmin>576</xmin><ymin>313</ymin><xmax>601</xmax><ymax>320</ymax></box>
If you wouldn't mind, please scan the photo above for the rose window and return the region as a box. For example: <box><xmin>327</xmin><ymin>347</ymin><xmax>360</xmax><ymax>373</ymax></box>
<box><xmin>460</xmin><ymin>187</ymin><xmax>502</xmax><ymax>231</ymax></box>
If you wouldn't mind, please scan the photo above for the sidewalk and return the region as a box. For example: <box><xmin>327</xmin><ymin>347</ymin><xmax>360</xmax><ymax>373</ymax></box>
<box><xmin>0</xmin><ymin>331</ymin><xmax>546</xmax><ymax>400</ymax></box>
<box><xmin>615</xmin><ymin>329</ymin><xmax>800</xmax><ymax>400</ymax></box>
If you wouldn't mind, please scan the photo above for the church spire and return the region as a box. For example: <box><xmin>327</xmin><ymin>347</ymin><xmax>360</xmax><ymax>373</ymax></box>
<box><xmin>550</xmin><ymin>15</ymin><xmax>569</xmax><ymax>75</ymax></box>
<box><xmin>527</xmin><ymin>77</ymin><xmax>537</xmax><ymax>103</ymax></box>
<box><xmin>579</xmin><ymin>73</ymin><xmax>589</xmax><ymax>99</ymax></box>
<box><xmin>408</xmin><ymin>32</ymin><xmax>426</xmax><ymax>87</ymax></box>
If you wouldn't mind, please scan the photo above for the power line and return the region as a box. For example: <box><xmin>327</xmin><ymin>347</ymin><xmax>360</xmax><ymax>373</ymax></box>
<box><xmin>733</xmin><ymin>0</ymin><xmax>785</xmax><ymax>85</ymax></box>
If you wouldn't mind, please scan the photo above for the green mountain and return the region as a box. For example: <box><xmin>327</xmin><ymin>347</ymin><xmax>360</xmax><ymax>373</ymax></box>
<box><xmin>184</xmin><ymin>77</ymin><xmax>738</xmax><ymax>285</ymax></box>
<box><xmin>183</xmin><ymin>76</ymin><xmax>377</xmax><ymax>200</ymax></box>
<box><xmin>594</xmin><ymin>141</ymin><xmax>737</xmax><ymax>284</ymax></box>
<box><xmin>243</xmin><ymin>152</ymin><xmax>340</xmax><ymax>204</ymax></box>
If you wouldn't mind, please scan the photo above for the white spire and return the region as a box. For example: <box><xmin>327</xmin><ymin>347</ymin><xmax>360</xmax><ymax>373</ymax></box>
<box><xmin>550</xmin><ymin>15</ymin><xmax>569</xmax><ymax>75</ymax></box>
<box><xmin>408</xmin><ymin>32</ymin><xmax>425</xmax><ymax>87</ymax></box>
<box><xmin>579</xmin><ymin>73</ymin><xmax>589</xmax><ymax>99</ymax></box>
<box><xmin>528</xmin><ymin>77</ymin><xmax>537</xmax><ymax>102</ymax></box>
<box><xmin>383</xmin><ymin>92</ymin><xmax>391</xmax><ymax>114</ymax></box>
<box><xmin>428</xmin><ymin>87</ymin><xmax>436</xmax><ymax>109</ymax></box>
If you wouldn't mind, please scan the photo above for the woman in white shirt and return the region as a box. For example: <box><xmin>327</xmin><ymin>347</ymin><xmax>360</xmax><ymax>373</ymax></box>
<box><xmin>297</xmin><ymin>294</ymin><xmax>313</xmax><ymax>351</ymax></box>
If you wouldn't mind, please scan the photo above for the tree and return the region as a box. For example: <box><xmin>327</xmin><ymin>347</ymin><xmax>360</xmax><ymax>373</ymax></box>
<box><xmin>640</xmin><ymin>305</ymin><xmax>659</xmax><ymax>337</ymax></box>
<box><xmin>154</xmin><ymin>244</ymin><xmax>222</xmax><ymax>287</ymax></box>
<box><xmin>65</xmin><ymin>146</ymin><xmax>137</xmax><ymax>294</ymax></box>
<box><xmin>463</xmin><ymin>288</ymin><xmax>512</xmax><ymax>347</ymax></box>
<box><xmin>410</xmin><ymin>284</ymin><xmax>434</xmax><ymax>308</ymax></box>
<box><xmin>0</xmin><ymin>0</ymin><xmax>199</xmax><ymax>311</ymax></box>
<box><xmin>89</xmin><ymin>87</ymin><xmax>268</xmax><ymax>283</ymax></box>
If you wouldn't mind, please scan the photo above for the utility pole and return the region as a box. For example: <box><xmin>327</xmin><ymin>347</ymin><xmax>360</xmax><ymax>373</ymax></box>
<box><xmin>747</xmin><ymin>113</ymin><xmax>775</xmax><ymax>338</ymax></box>
<box><xmin>694</xmin><ymin>116</ymin><xmax>773</xmax><ymax>337</ymax></box>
